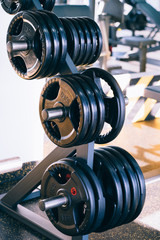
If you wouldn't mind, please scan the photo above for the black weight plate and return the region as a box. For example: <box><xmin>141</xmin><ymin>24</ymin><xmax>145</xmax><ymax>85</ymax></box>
<box><xmin>1</xmin><ymin>0</ymin><xmax>24</xmax><ymax>14</ymax></box>
<box><xmin>27</xmin><ymin>10</ymin><xmax>53</xmax><ymax>79</ymax></box>
<box><xmin>29</xmin><ymin>11</ymin><xmax>57</xmax><ymax>78</ymax></box>
<box><xmin>104</xmin><ymin>146</ymin><xmax>140</xmax><ymax>225</ymax></box>
<box><xmin>1</xmin><ymin>0</ymin><xmax>55</xmax><ymax>14</ymax></box>
<box><xmin>67</xmin><ymin>74</ymin><xmax>98</xmax><ymax>144</ymax></box>
<box><xmin>40</xmin><ymin>0</ymin><xmax>55</xmax><ymax>11</ymax></box>
<box><xmin>27</xmin><ymin>10</ymin><xmax>53</xmax><ymax>78</ymax></box>
<box><xmin>80</xmin><ymin>73</ymin><xmax>105</xmax><ymax>142</ymax></box>
<box><xmin>93</xmin><ymin>151</ymin><xmax>123</xmax><ymax>231</ymax></box>
<box><xmin>41</xmin><ymin>160</ymin><xmax>96</xmax><ymax>236</ymax></box>
<box><xmin>83</xmin><ymin>17</ymin><xmax>103</xmax><ymax>64</ymax></box>
<box><xmin>83</xmin><ymin>68</ymin><xmax>125</xmax><ymax>144</ymax></box>
<box><xmin>110</xmin><ymin>146</ymin><xmax>146</xmax><ymax>221</ymax></box>
<box><xmin>39</xmin><ymin>76</ymin><xmax>91</xmax><ymax>147</ymax></box>
<box><xmin>96</xmin><ymin>68</ymin><xmax>125</xmax><ymax>144</ymax></box>
<box><xmin>79</xmin><ymin>17</ymin><xmax>97</xmax><ymax>65</ymax></box>
<box><xmin>45</xmin><ymin>12</ymin><xmax>68</xmax><ymax>74</ymax></box>
<box><xmin>63</xmin><ymin>157</ymin><xmax>106</xmax><ymax>234</ymax></box>
<box><xmin>67</xmin><ymin>18</ymin><xmax>86</xmax><ymax>66</ymax></box>
<box><xmin>61</xmin><ymin>76</ymin><xmax>91</xmax><ymax>146</ymax></box>
<box><xmin>60</xmin><ymin>18</ymin><xmax>80</xmax><ymax>64</ymax></box>
<box><xmin>74</xmin><ymin>18</ymin><xmax>92</xmax><ymax>65</ymax></box>
<box><xmin>97</xmin><ymin>148</ymin><xmax>131</xmax><ymax>228</ymax></box>
<box><xmin>6</xmin><ymin>11</ymin><xmax>48</xmax><ymax>79</ymax></box>
<box><xmin>38</xmin><ymin>11</ymin><xmax>60</xmax><ymax>77</ymax></box>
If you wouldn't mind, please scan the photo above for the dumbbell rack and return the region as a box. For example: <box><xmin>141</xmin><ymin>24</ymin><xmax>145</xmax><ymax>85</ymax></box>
<box><xmin>0</xmin><ymin>50</ymin><xmax>94</xmax><ymax>240</ymax></box>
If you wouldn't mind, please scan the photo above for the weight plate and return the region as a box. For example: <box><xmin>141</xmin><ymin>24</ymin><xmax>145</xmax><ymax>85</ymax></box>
<box><xmin>96</xmin><ymin>148</ymin><xmax>131</xmax><ymax>228</ymax></box>
<box><xmin>1</xmin><ymin>0</ymin><xmax>26</xmax><ymax>14</ymax></box>
<box><xmin>37</xmin><ymin>11</ymin><xmax>60</xmax><ymax>77</ymax></box>
<box><xmin>67</xmin><ymin>18</ymin><xmax>86</xmax><ymax>66</ymax></box>
<box><xmin>62</xmin><ymin>157</ymin><xmax>106</xmax><ymax>234</ymax></box>
<box><xmin>27</xmin><ymin>10</ymin><xmax>53</xmax><ymax>78</ymax></box>
<box><xmin>45</xmin><ymin>12</ymin><xmax>68</xmax><ymax>75</ymax></box>
<box><xmin>110</xmin><ymin>146</ymin><xmax>146</xmax><ymax>221</ymax></box>
<box><xmin>104</xmin><ymin>146</ymin><xmax>140</xmax><ymax>225</ymax></box>
<box><xmin>83</xmin><ymin>68</ymin><xmax>125</xmax><ymax>144</ymax></box>
<box><xmin>80</xmin><ymin>73</ymin><xmax>105</xmax><ymax>142</ymax></box>
<box><xmin>93</xmin><ymin>151</ymin><xmax>123</xmax><ymax>231</ymax></box>
<box><xmin>68</xmin><ymin>74</ymin><xmax>98</xmax><ymax>144</ymax></box>
<box><xmin>83</xmin><ymin>17</ymin><xmax>103</xmax><ymax>64</ymax></box>
<box><xmin>60</xmin><ymin>18</ymin><xmax>80</xmax><ymax>64</ymax></box>
<box><xmin>79</xmin><ymin>17</ymin><xmax>97</xmax><ymax>65</ymax></box>
<box><xmin>41</xmin><ymin>160</ymin><xmax>96</xmax><ymax>236</ymax></box>
<box><xmin>7</xmin><ymin>11</ymin><xmax>50</xmax><ymax>79</ymax></box>
<box><xmin>61</xmin><ymin>75</ymin><xmax>91</xmax><ymax>146</ymax></box>
<box><xmin>39</xmin><ymin>76</ymin><xmax>91</xmax><ymax>147</ymax></box>
<box><xmin>74</xmin><ymin>18</ymin><xmax>92</xmax><ymax>65</ymax></box>
<box><xmin>1</xmin><ymin>0</ymin><xmax>55</xmax><ymax>14</ymax></box>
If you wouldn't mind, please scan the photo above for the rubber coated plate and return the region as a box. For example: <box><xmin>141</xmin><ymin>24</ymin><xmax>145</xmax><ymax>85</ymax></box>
<box><xmin>28</xmin><ymin>11</ymin><xmax>53</xmax><ymax>78</ymax></box>
<box><xmin>37</xmin><ymin>11</ymin><xmax>60</xmax><ymax>77</ymax></box>
<box><xmin>79</xmin><ymin>18</ymin><xmax>97</xmax><ymax>65</ymax></box>
<box><xmin>80</xmin><ymin>73</ymin><xmax>105</xmax><ymax>142</ymax></box>
<box><xmin>27</xmin><ymin>10</ymin><xmax>53</xmax><ymax>78</ymax></box>
<box><xmin>68</xmin><ymin>74</ymin><xmax>98</xmax><ymax>144</ymax></box>
<box><xmin>41</xmin><ymin>160</ymin><xmax>96</xmax><ymax>236</ymax></box>
<box><xmin>93</xmin><ymin>151</ymin><xmax>123</xmax><ymax>231</ymax></box>
<box><xmin>74</xmin><ymin>18</ymin><xmax>92</xmax><ymax>65</ymax></box>
<box><xmin>61</xmin><ymin>76</ymin><xmax>91</xmax><ymax>146</ymax></box>
<box><xmin>39</xmin><ymin>76</ymin><xmax>90</xmax><ymax>147</ymax></box>
<box><xmin>104</xmin><ymin>146</ymin><xmax>140</xmax><ymax>225</ymax></box>
<box><xmin>83</xmin><ymin>68</ymin><xmax>125</xmax><ymax>144</ymax></box>
<box><xmin>110</xmin><ymin>146</ymin><xmax>146</xmax><ymax>221</ymax></box>
<box><xmin>68</xmin><ymin>18</ymin><xmax>86</xmax><ymax>66</ymax></box>
<box><xmin>62</xmin><ymin>157</ymin><xmax>105</xmax><ymax>234</ymax></box>
<box><xmin>83</xmin><ymin>17</ymin><xmax>103</xmax><ymax>64</ymax></box>
<box><xmin>96</xmin><ymin>148</ymin><xmax>131</xmax><ymax>228</ymax></box>
<box><xmin>7</xmin><ymin>11</ymin><xmax>49</xmax><ymax>79</ymax></box>
<box><xmin>1</xmin><ymin>0</ymin><xmax>24</xmax><ymax>14</ymax></box>
<box><xmin>45</xmin><ymin>12</ymin><xmax>68</xmax><ymax>75</ymax></box>
<box><xmin>60</xmin><ymin>18</ymin><xmax>80</xmax><ymax>64</ymax></box>
<box><xmin>1</xmin><ymin>0</ymin><xmax>55</xmax><ymax>14</ymax></box>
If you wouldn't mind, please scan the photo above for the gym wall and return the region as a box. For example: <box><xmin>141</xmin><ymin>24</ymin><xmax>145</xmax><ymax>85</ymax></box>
<box><xmin>0</xmin><ymin>8</ymin><xmax>45</xmax><ymax>165</ymax></box>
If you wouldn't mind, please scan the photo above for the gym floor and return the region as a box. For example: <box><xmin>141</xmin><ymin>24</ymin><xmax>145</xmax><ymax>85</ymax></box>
<box><xmin>0</xmin><ymin>32</ymin><xmax>160</xmax><ymax>239</ymax></box>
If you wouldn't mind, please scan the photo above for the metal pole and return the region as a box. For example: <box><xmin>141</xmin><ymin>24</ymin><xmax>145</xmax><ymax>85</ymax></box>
<box><xmin>89</xmin><ymin>0</ymin><xmax>95</xmax><ymax>19</ymax></box>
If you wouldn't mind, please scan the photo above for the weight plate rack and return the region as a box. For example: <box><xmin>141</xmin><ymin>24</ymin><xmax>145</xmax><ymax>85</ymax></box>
<box><xmin>0</xmin><ymin>1</ymin><xmax>146</xmax><ymax>240</ymax></box>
